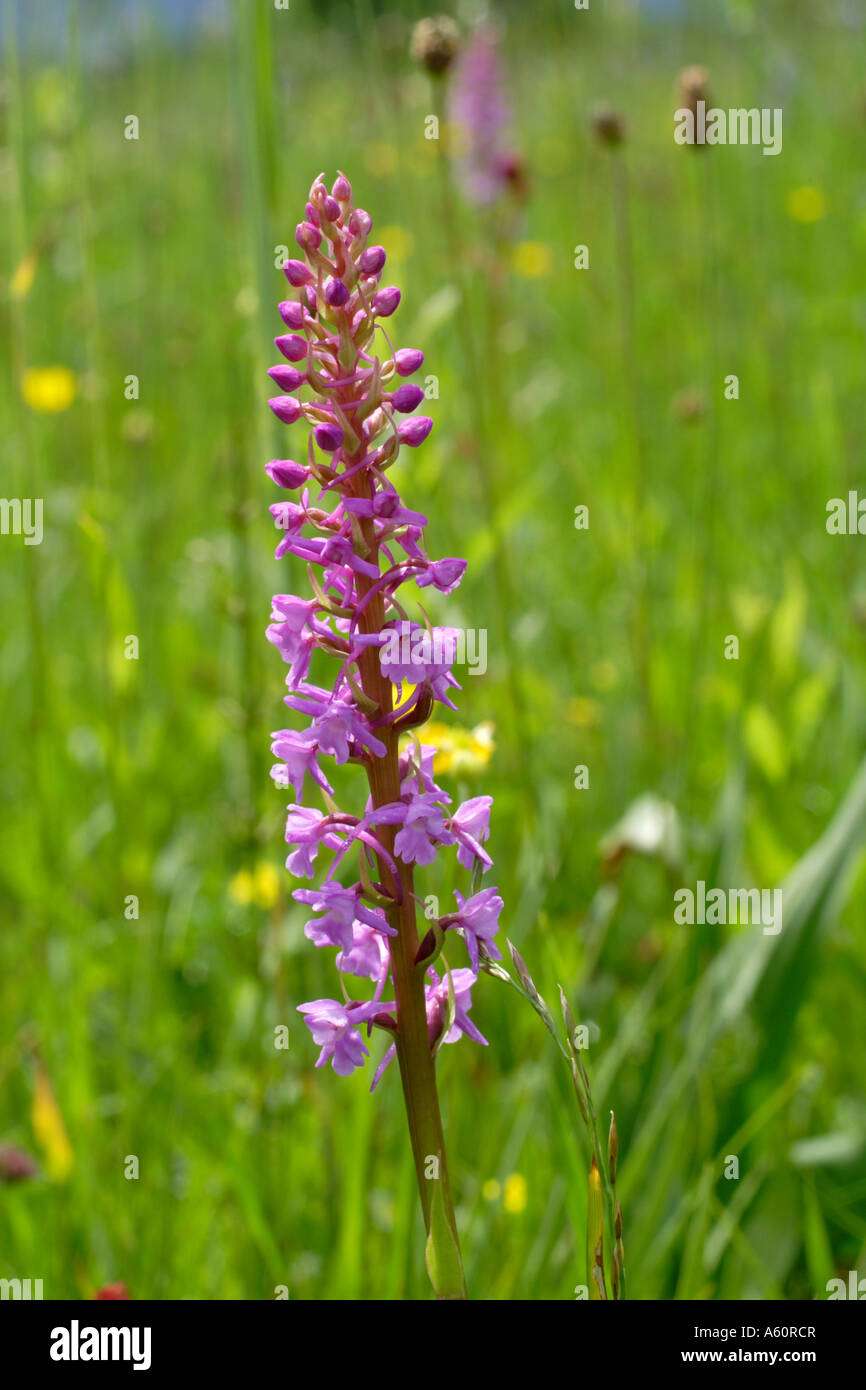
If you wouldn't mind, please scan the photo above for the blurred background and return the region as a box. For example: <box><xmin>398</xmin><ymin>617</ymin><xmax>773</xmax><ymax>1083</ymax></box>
<box><xmin>1</xmin><ymin>0</ymin><xmax>865</xmax><ymax>1300</ymax></box>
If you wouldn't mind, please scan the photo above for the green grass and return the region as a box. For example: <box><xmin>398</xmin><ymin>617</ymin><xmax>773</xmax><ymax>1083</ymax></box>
<box><xmin>1</xmin><ymin>0</ymin><xmax>865</xmax><ymax>1299</ymax></box>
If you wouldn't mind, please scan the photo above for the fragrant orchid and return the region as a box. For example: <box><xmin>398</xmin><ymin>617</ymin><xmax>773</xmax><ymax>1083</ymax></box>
<box><xmin>264</xmin><ymin>172</ymin><xmax>504</xmax><ymax>1298</ymax></box>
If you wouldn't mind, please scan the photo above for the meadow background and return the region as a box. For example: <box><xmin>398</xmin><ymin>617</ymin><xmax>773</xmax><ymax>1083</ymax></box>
<box><xmin>1</xmin><ymin>0</ymin><xmax>865</xmax><ymax>1300</ymax></box>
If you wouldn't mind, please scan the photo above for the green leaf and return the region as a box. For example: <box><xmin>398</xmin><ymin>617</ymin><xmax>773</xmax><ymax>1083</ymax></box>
<box><xmin>425</xmin><ymin>1174</ymin><xmax>466</xmax><ymax>1300</ymax></box>
<box><xmin>744</xmin><ymin>703</ymin><xmax>788</xmax><ymax>782</ymax></box>
<box><xmin>769</xmin><ymin>566</ymin><xmax>807</xmax><ymax>682</ymax></box>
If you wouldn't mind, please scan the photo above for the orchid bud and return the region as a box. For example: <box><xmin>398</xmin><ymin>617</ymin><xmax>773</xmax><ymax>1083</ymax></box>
<box><xmin>348</xmin><ymin>208</ymin><xmax>372</xmax><ymax>238</ymax></box>
<box><xmin>397</xmin><ymin>415</ymin><xmax>433</xmax><ymax>446</ymax></box>
<box><xmin>268</xmin><ymin>365</ymin><xmax>306</xmax><ymax>392</ymax></box>
<box><xmin>393</xmin><ymin>348</ymin><xmax>424</xmax><ymax>376</ymax></box>
<box><xmin>296</xmin><ymin>221</ymin><xmax>322</xmax><ymax>253</ymax></box>
<box><xmin>268</xmin><ymin>395</ymin><xmax>302</xmax><ymax>424</ymax></box>
<box><xmin>324</xmin><ymin>277</ymin><xmax>350</xmax><ymax>308</ymax></box>
<box><xmin>275</xmin><ymin>334</ymin><xmax>308</xmax><ymax>363</ymax></box>
<box><xmin>265</xmin><ymin>459</ymin><xmax>310</xmax><ymax>489</ymax></box>
<box><xmin>314</xmin><ymin>422</ymin><xmax>344</xmax><ymax>452</ymax></box>
<box><xmin>359</xmin><ymin>246</ymin><xmax>386</xmax><ymax>275</ymax></box>
<box><xmin>332</xmin><ymin>172</ymin><xmax>352</xmax><ymax>202</ymax></box>
<box><xmin>278</xmin><ymin>300</ymin><xmax>306</xmax><ymax>330</ymax></box>
<box><xmin>391</xmin><ymin>383</ymin><xmax>425</xmax><ymax>413</ymax></box>
<box><xmin>372</xmin><ymin>286</ymin><xmax>401</xmax><ymax>317</ymax></box>
<box><xmin>283</xmin><ymin>259</ymin><xmax>312</xmax><ymax>287</ymax></box>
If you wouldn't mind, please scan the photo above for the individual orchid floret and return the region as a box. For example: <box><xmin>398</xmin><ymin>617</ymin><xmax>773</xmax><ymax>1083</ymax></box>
<box><xmin>284</xmin><ymin>805</ymin><xmax>345</xmax><ymax>878</ymax></box>
<box><xmin>442</xmin><ymin>886</ymin><xmax>504</xmax><ymax>971</ymax></box>
<box><xmin>337</xmin><ymin>921</ymin><xmax>391</xmax><ymax>981</ymax></box>
<box><xmin>426</xmin><ymin>967</ymin><xmax>488</xmax><ymax>1048</ymax></box>
<box><xmin>372</xmin><ymin>967</ymin><xmax>488</xmax><ymax>1091</ymax></box>
<box><xmin>298</xmin><ymin>998</ymin><xmax>385</xmax><ymax>1076</ymax></box>
<box><xmin>285</xmin><ymin>685</ymin><xmax>387</xmax><ymax>762</ymax></box>
<box><xmin>448</xmin><ymin>795</ymin><xmax>494</xmax><ymax>871</ymax></box>
<box><xmin>294</xmin><ymin>880</ymin><xmax>394</xmax><ymax>952</ymax></box>
<box><xmin>370</xmin><ymin>789</ymin><xmax>456</xmax><ymax>868</ymax></box>
<box><xmin>270</xmin><ymin>728</ymin><xmax>335</xmax><ymax>802</ymax></box>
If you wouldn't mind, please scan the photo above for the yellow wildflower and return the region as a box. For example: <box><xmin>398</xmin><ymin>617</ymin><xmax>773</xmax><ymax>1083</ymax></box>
<box><xmin>10</xmin><ymin>249</ymin><xmax>39</xmax><ymax>299</ymax></box>
<box><xmin>252</xmin><ymin>861</ymin><xmax>280</xmax><ymax>909</ymax></box>
<box><xmin>512</xmin><ymin>241</ymin><xmax>554</xmax><ymax>279</ymax></box>
<box><xmin>31</xmin><ymin>1064</ymin><xmax>74</xmax><ymax>1182</ymax></box>
<box><xmin>503</xmin><ymin>1173</ymin><xmax>527</xmax><ymax>1214</ymax></box>
<box><xmin>411</xmin><ymin>720</ymin><xmax>495</xmax><ymax>776</ymax></box>
<box><xmin>786</xmin><ymin>186</ymin><xmax>826</xmax><ymax>224</ymax></box>
<box><xmin>21</xmin><ymin>365</ymin><xmax>76</xmax><ymax>413</ymax></box>
<box><xmin>566</xmin><ymin>696</ymin><xmax>601</xmax><ymax>730</ymax></box>
<box><xmin>229</xmin><ymin>862</ymin><xmax>280</xmax><ymax>910</ymax></box>
<box><xmin>229</xmin><ymin>870</ymin><xmax>254</xmax><ymax>906</ymax></box>
<box><xmin>481</xmin><ymin>1178</ymin><xmax>501</xmax><ymax>1202</ymax></box>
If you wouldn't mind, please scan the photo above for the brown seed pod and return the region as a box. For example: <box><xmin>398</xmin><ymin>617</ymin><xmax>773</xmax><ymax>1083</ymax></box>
<box><xmin>410</xmin><ymin>16</ymin><xmax>460</xmax><ymax>77</ymax></box>
<box><xmin>591</xmin><ymin>103</ymin><xmax>627</xmax><ymax>147</ymax></box>
<box><xmin>677</xmin><ymin>64</ymin><xmax>710</xmax><ymax>122</ymax></box>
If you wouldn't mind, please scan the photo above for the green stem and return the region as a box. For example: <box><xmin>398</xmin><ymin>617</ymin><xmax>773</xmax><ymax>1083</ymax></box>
<box><xmin>341</xmin><ymin>403</ymin><xmax>465</xmax><ymax>1301</ymax></box>
<box><xmin>611</xmin><ymin>151</ymin><xmax>655</xmax><ymax>773</ymax></box>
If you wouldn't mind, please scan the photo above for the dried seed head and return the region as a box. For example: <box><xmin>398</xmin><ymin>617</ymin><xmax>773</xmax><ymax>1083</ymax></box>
<box><xmin>558</xmin><ymin>984</ymin><xmax>577</xmax><ymax>1040</ymax></box>
<box><xmin>509</xmin><ymin>941</ymin><xmax>539</xmax><ymax>1000</ymax></box>
<box><xmin>608</xmin><ymin>1109</ymin><xmax>619</xmax><ymax>1186</ymax></box>
<box><xmin>677</xmin><ymin>65</ymin><xmax>710</xmax><ymax>121</ymax></box>
<box><xmin>570</xmin><ymin>1059</ymin><xmax>589</xmax><ymax>1123</ymax></box>
<box><xmin>591</xmin><ymin>104</ymin><xmax>627</xmax><ymax>147</ymax></box>
<box><xmin>410</xmin><ymin>15</ymin><xmax>460</xmax><ymax>76</ymax></box>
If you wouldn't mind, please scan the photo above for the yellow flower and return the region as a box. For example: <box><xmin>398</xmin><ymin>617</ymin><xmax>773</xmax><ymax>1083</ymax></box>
<box><xmin>10</xmin><ymin>249</ymin><xmax>39</xmax><ymax>299</ymax></box>
<box><xmin>252</xmin><ymin>861</ymin><xmax>280</xmax><ymax>910</ymax></box>
<box><xmin>512</xmin><ymin>241</ymin><xmax>554</xmax><ymax>279</ymax></box>
<box><xmin>21</xmin><ymin>365</ymin><xmax>76</xmax><ymax>413</ymax></box>
<box><xmin>409</xmin><ymin>720</ymin><xmax>495</xmax><ymax>777</ymax></box>
<box><xmin>364</xmin><ymin>141</ymin><xmax>398</xmax><ymax>179</ymax></box>
<box><xmin>395</xmin><ymin>683</ymin><xmax>418</xmax><ymax>716</ymax></box>
<box><xmin>229</xmin><ymin>870</ymin><xmax>254</xmax><ymax>906</ymax></box>
<box><xmin>786</xmin><ymin>186</ymin><xmax>826</xmax><ymax>224</ymax></box>
<box><xmin>379</xmin><ymin>225</ymin><xmax>414</xmax><ymax>264</ymax></box>
<box><xmin>503</xmin><ymin>1173</ymin><xmax>527</xmax><ymax>1214</ymax></box>
<box><xmin>566</xmin><ymin>696</ymin><xmax>601</xmax><ymax>730</ymax></box>
<box><xmin>31</xmin><ymin>1064</ymin><xmax>74</xmax><ymax>1182</ymax></box>
<box><xmin>481</xmin><ymin>1178</ymin><xmax>501</xmax><ymax>1201</ymax></box>
<box><xmin>229</xmin><ymin>863</ymin><xmax>280</xmax><ymax>910</ymax></box>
